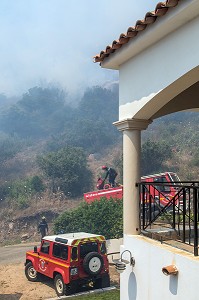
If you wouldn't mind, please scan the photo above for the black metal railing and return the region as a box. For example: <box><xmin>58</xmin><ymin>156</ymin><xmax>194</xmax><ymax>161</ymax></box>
<box><xmin>137</xmin><ymin>181</ymin><xmax>199</xmax><ymax>256</ymax></box>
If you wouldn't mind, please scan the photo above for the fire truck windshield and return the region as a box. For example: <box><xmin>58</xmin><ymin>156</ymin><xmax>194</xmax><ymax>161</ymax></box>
<box><xmin>154</xmin><ymin>176</ymin><xmax>170</xmax><ymax>192</ymax></box>
<box><xmin>169</xmin><ymin>173</ymin><xmax>181</xmax><ymax>184</ymax></box>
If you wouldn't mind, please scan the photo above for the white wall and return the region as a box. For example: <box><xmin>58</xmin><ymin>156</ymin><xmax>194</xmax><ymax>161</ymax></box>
<box><xmin>119</xmin><ymin>15</ymin><xmax>199</xmax><ymax>120</ymax></box>
<box><xmin>106</xmin><ymin>238</ymin><xmax>123</xmax><ymax>263</ymax></box>
<box><xmin>120</xmin><ymin>235</ymin><xmax>199</xmax><ymax>300</ymax></box>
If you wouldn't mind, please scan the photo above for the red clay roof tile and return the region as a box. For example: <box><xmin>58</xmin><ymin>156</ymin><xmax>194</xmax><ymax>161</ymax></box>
<box><xmin>112</xmin><ymin>40</ymin><xmax>122</xmax><ymax>50</ymax></box>
<box><xmin>93</xmin><ymin>0</ymin><xmax>181</xmax><ymax>64</ymax></box>
<box><xmin>119</xmin><ymin>33</ymin><xmax>130</xmax><ymax>44</ymax></box>
<box><xmin>126</xmin><ymin>27</ymin><xmax>138</xmax><ymax>38</ymax></box>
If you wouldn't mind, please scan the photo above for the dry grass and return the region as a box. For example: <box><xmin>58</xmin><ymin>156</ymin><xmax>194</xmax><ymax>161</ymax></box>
<box><xmin>0</xmin><ymin>191</ymin><xmax>83</xmax><ymax>245</ymax></box>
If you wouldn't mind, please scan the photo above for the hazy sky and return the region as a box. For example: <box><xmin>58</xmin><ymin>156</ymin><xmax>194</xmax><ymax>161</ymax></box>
<box><xmin>0</xmin><ymin>0</ymin><xmax>158</xmax><ymax>97</ymax></box>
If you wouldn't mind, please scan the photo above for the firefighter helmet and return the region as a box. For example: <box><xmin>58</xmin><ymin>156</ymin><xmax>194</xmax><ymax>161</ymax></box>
<box><xmin>102</xmin><ymin>165</ymin><xmax>108</xmax><ymax>170</ymax></box>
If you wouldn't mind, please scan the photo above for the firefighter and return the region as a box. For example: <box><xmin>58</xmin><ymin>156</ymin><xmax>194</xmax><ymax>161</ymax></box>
<box><xmin>38</xmin><ymin>216</ymin><xmax>48</xmax><ymax>239</ymax></box>
<box><xmin>102</xmin><ymin>166</ymin><xmax>118</xmax><ymax>187</ymax></box>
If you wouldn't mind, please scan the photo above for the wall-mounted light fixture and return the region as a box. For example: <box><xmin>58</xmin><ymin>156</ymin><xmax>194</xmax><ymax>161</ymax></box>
<box><xmin>162</xmin><ymin>265</ymin><xmax>178</xmax><ymax>276</ymax></box>
<box><xmin>109</xmin><ymin>250</ymin><xmax>135</xmax><ymax>274</ymax></box>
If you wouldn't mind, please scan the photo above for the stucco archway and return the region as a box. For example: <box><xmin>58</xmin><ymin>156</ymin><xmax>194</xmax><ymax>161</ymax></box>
<box><xmin>134</xmin><ymin>66</ymin><xmax>199</xmax><ymax>120</ymax></box>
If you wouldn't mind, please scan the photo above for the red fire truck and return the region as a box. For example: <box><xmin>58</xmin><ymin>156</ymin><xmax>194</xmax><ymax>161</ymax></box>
<box><xmin>25</xmin><ymin>232</ymin><xmax>110</xmax><ymax>296</ymax></box>
<box><xmin>84</xmin><ymin>172</ymin><xmax>181</xmax><ymax>207</ymax></box>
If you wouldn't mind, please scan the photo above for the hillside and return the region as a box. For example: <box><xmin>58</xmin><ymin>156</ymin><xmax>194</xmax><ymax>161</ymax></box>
<box><xmin>143</xmin><ymin>111</ymin><xmax>199</xmax><ymax>180</ymax></box>
<box><xmin>0</xmin><ymin>143</ymin><xmax>122</xmax><ymax>245</ymax></box>
<box><xmin>0</xmin><ymin>84</ymin><xmax>198</xmax><ymax>244</ymax></box>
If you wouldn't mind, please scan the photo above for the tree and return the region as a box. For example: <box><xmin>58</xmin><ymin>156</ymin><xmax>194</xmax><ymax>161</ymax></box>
<box><xmin>29</xmin><ymin>175</ymin><xmax>45</xmax><ymax>192</ymax></box>
<box><xmin>0</xmin><ymin>86</ymin><xmax>72</xmax><ymax>138</ymax></box>
<box><xmin>78</xmin><ymin>86</ymin><xmax>118</xmax><ymax>123</ymax></box>
<box><xmin>141</xmin><ymin>139</ymin><xmax>173</xmax><ymax>175</ymax></box>
<box><xmin>53</xmin><ymin>198</ymin><xmax>123</xmax><ymax>239</ymax></box>
<box><xmin>113</xmin><ymin>150</ymin><xmax>123</xmax><ymax>184</ymax></box>
<box><xmin>0</xmin><ymin>85</ymin><xmax>120</xmax><ymax>150</ymax></box>
<box><xmin>19</xmin><ymin>86</ymin><xmax>66</xmax><ymax>114</ymax></box>
<box><xmin>37</xmin><ymin>146</ymin><xmax>92</xmax><ymax>197</ymax></box>
<box><xmin>63</xmin><ymin>119</ymin><xmax>118</xmax><ymax>153</ymax></box>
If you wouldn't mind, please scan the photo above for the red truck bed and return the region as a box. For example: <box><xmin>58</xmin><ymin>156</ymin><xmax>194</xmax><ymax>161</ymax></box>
<box><xmin>84</xmin><ymin>186</ymin><xmax>123</xmax><ymax>203</ymax></box>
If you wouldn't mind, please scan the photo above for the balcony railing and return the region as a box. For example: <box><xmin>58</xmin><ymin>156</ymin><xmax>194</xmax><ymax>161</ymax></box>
<box><xmin>137</xmin><ymin>181</ymin><xmax>199</xmax><ymax>256</ymax></box>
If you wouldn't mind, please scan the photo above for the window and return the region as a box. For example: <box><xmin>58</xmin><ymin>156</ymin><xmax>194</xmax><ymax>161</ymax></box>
<box><xmin>53</xmin><ymin>243</ymin><xmax>68</xmax><ymax>260</ymax></box>
<box><xmin>40</xmin><ymin>241</ymin><xmax>50</xmax><ymax>254</ymax></box>
<box><xmin>53</xmin><ymin>244</ymin><xmax>61</xmax><ymax>257</ymax></box>
<box><xmin>154</xmin><ymin>176</ymin><xmax>170</xmax><ymax>192</ymax></box>
<box><xmin>71</xmin><ymin>247</ymin><xmax>78</xmax><ymax>261</ymax></box>
<box><xmin>80</xmin><ymin>242</ymin><xmax>98</xmax><ymax>259</ymax></box>
<box><xmin>100</xmin><ymin>242</ymin><xmax>106</xmax><ymax>254</ymax></box>
<box><xmin>169</xmin><ymin>173</ymin><xmax>181</xmax><ymax>184</ymax></box>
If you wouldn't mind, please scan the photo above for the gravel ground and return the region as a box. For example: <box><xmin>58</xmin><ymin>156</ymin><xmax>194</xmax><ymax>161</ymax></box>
<box><xmin>0</xmin><ymin>243</ymin><xmax>119</xmax><ymax>300</ymax></box>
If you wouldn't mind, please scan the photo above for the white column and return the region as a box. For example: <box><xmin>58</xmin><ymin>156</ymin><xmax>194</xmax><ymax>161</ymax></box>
<box><xmin>123</xmin><ymin>129</ymin><xmax>140</xmax><ymax>234</ymax></box>
<box><xmin>114</xmin><ymin>119</ymin><xmax>151</xmax><ymax>235</ymax></box>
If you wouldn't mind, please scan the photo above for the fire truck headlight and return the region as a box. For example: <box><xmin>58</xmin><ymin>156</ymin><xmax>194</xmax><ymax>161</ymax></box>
<box><xmin>70</xmin><ymin>267</ymin><xmax>78</xmax><ymax>276</ymax></box>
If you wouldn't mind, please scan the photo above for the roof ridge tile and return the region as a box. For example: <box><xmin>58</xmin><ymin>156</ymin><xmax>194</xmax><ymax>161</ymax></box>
<box><xmin>93</xmin><ymin>0</ymin><xmax>181</xmax><ymax>63</ymax></box>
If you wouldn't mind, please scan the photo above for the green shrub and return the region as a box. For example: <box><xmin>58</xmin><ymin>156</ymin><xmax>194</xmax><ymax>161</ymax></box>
<box><xmin>0</xmin><ymin>183</ymin><xmax>10</xmax><ymax>201</ymax></box>
<box><xmin>1</xmin><ymin>176</ymin><xmax>45</xmax><ymax>208</ymax></box>
<box><xmin>191</xmin><ymin>152</ymin><xmax>199</xmax><ymax>167</ymax></box>
<box><xmin>38</xmin><ymin>146</ymin><xmax>92</xmax><ymax>197</ymax></box>
<box><xmin>54</xmin><ymin>197</ymin><xmax>123</xmax><ymax>239</ymax></box>
<box><xmin>29</xmin><ymin>175</ymin><xmax>45</xmax><ymax>192</ymax></box>
<box><xmin>7</xmin><ymin>176</ymin><xmax>45</xmax><ymax>198</ymax></box>
<box><xmin>17</xmin><ymin>195</ymin><xmax>29</xmax><ymax>209</ymax></box>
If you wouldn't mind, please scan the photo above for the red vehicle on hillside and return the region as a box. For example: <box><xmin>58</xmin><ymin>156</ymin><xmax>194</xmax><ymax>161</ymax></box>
<box><xmin>84</xmin><ymin>172</ymin><xmax>181</xmax><ymax>208</ymax></box>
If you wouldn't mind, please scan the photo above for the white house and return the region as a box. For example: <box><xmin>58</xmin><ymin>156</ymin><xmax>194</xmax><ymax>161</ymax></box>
<box><xmin>94</xmin><ymin>0</ymin><xmax>199</xmax><ymax>299</ymax></box>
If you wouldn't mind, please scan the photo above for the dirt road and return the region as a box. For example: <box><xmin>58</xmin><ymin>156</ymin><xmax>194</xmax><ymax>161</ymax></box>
<box><xmin>0</xmin><ymin>243</ymin><xmax>57</xmax><ymax>300</ymax></box>
<box><xmin>0</xmin><ymin>243</ymin><xmax>119</xmax><ymax>300</ymax></box>
<box><xmin>0</xmin><ymin>243</ymin><xmax>40</xmax><ymax>265</ymax></box>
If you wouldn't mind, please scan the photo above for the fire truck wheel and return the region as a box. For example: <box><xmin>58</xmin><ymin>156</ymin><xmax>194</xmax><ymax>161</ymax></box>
<box><xmin>101</xmin><ymin>274</ymin><xmax>110</xmax><ymax>288</ymax></box>
<box><xmin>54</xmin><ymin>274</ymin><xmax>66</xmax><ymax>296</ymax></box>
<box><xmin>83</xmin><ymin>252</ymin><xmax>104</xmax><ymax>275</ymax></box>
<box><xmin>25</xmin><ymin>262</ymin><xmax>39</xmax><ymax>282</ymax></box>
<box><xmin>65</xmin><ymin>281</ymin><xmax>78</xmax><ymax>295</ymax></box>
<box><xmin>95</xmin><ymin>274</ymin><xmax>110</xmax><ymax>289</ymax></box>
<box><xmin>104</xmin><ymin>184</ymin><xmax>111</xmax><ymax>189</ymax></box>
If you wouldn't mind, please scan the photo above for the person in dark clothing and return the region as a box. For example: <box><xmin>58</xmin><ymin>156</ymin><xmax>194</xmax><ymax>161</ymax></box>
<box><xmin>102</xmin><ymin>166</ymin><xmax>118</xmax><ymax>187</ymax></box>
<box><xmin>38</xmin><ymin>216</ymin><xmax>48</xmax><ymax>239</ymax></box>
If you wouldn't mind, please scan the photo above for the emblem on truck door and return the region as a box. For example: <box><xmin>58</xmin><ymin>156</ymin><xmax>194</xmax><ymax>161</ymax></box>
<box><xmin>39</xmin><ymin>258</ymin><xmax>47</xmax><ymax>272</ymax></box>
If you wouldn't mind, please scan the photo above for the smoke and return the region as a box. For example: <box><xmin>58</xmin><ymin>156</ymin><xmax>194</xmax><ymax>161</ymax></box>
<box><xmin>0</xmin><ymin>0</ymin><xmax>158</xmax><ymax>97</ymax></box>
